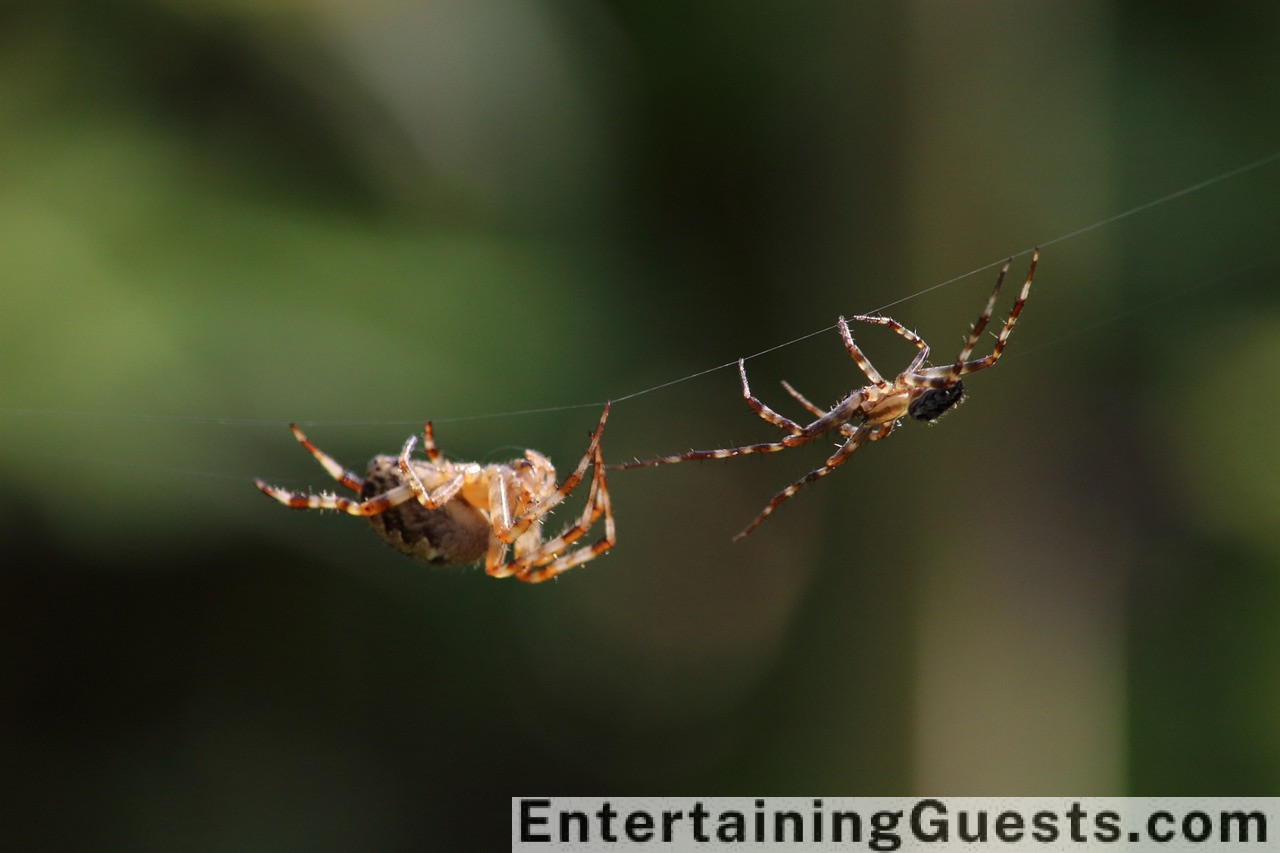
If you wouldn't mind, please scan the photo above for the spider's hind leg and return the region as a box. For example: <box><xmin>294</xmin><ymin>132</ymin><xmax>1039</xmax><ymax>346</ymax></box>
<box><xmin>254</xmin><ymin>479</ymin><xmax>419</xmax><ymax>516</ymax></box>
<box><xmin>952</xmin><ymin>248</ymin><xmax>1038</xmax><ymax>376</ymax></box>
<box><xmin>732</xmin><ymin>422</ymin><xmax>893</xmax><ymax>541</ymax></box>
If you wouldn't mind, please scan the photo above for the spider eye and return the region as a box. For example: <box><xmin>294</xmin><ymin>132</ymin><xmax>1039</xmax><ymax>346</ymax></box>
<box><xmin>908</xmin><ymin>381</ymin><xmax>965</xmax><ymax>422</ymax></box>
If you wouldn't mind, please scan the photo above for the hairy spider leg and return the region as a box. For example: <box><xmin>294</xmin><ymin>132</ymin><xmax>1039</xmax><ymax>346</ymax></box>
<box><xmin>914</xmin><ymin>248</ymin><xmax>1038</xmax><ymax>384</ymax></box>
<box><xmin>497</xmin><ymin>402</ymin><xmax>612</xmax><ymax>549</ymax></box>
<box><xmin>611</xmin><ymin>363</ymin><xmax>852</xmax><ymax>471</ymax></box>
<box><xmin>732</xmin><ymin>421</ymin><xmax>895</xmax><ymax>541</ymax></box>
<box><xmin>420</xmin><ymin>421</ymin><xmax>442</xmax><ymax>462</ymax></box>
<box><xmin>780</xmin><ymin>380</ymin><xmax>826</xmax><ymax>417</ymax></box>
<box><xmin>396</xmin><ymin>432</ymin><xmax>466</xmax><ymax>509</ymax></box>
<box><xmin>485</xmin><ymin>408</ymin><xmax>615</xmax><ymax>581</ymax></box>
<box><xmin>736</xmin><ymin>359</ymin><xmax>809</xmax><ymax>435</ymax></box>
<box><xmin>845</xmin><ymin>314</ymin><xmax>931</xmax><ymax>377</ymax></box>
<box><xmin>837</xmin><ymin>315</ymin><xmax>890</xmax><ymax>387</ymax></box>
<box><xmin>513</xmin><ymin>445</ymin><xmax>617</xmax><ymax>583</ymax></box>
<box><xmin>254</xmin><ymin>478</ymin><xmax>420</xmax><ymax>517</ymax></box>
<box><xmin>286</xmin><ymin>423</ymin><xmax>364</xmax><ymax>492</ymax></box>
<box><xmin>255</xmin><ymin>424</ymin><xmax>428</xmax><ymax>515</ymax></box>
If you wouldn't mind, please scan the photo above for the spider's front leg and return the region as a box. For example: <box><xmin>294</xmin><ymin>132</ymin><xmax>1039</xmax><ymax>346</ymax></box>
<box><xmin>737</xmin><ymin>359</ymin><xmax>806</xmax><ymax>435</ymax></box>
<box><xmin>502</xmin><ymin>402</ymin><xmax>611</xmax><ymax>545</ymax></box>
<box><xmin>484</xmin><ymin>403</ymin><xmax>614</xmax><ymax>580</ymax></box>
<box><xmin>510</xmin><ymin>444</ymin><xmax>616</xmax><ymax>584</ymax></box>
<box><xmin>486</xmin><ymin>438</ymin><xmax>615</xmax><ymax>582</ymax></box>
<box><xmin>612</xmin><ymin>367</ymin><xmax>830</xmax><ymax>471</ymax></box>
<box><xmin>847</xmin><ymin>314</ymin><xmax>931</xmax><ymax>377</ymax></box>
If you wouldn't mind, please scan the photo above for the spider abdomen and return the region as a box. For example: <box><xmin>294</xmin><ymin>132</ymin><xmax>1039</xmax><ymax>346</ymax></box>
<box><xmin>907</xmin><ymin>381</ymin><xmax>965</xmax><ymax>422</ymax></box>
<box><xmin>362</xmin><ymin>457</ymin><xmax>490</xmax><ymax>566</ymax></box>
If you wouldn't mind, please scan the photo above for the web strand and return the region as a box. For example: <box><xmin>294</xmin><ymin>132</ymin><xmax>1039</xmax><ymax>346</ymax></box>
<box><xmin>4</xmin><ymin>148</ymin><xmax>1279</xmax><ymax>429</ymax></box>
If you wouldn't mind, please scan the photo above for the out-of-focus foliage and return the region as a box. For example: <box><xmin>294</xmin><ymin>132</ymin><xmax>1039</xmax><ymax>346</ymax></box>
<box><xmin>2</xmin><ymin>0</ymin><xmax>1279</xmax><ymax>848</ymax></box>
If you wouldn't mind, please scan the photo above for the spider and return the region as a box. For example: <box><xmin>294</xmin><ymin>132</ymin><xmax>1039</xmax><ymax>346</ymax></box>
<box><xmin>612</xmin><ymin>249</ymin><xmax>1039</xmax><ymax>540</ymax></box>
<box><xmin>254</xmin><ymin>404</ymin><xmax>615</xmax><ymax>583</ymax></box>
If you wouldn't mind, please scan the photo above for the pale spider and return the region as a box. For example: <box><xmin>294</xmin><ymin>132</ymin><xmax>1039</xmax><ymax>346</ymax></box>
<box><xmin>255</xmin><ymin>404</ymin><xmax>615</xmax><ymax>583</ymax></box>
<box><xmin>613</xmin><ymin>249</ymin><xmax>1039</xmax><ymax>540</ymax></box>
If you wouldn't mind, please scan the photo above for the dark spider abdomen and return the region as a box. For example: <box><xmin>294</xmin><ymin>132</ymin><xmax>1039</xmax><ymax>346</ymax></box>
<box><xmin>908</xmin><ymin>381</ymin><xmax>965</xmax><ymax>421</ymax></box>
<box><xmin>360</xmin><ymin>457</ymin><xmax>490</xmax><ymax>567</ymax></box>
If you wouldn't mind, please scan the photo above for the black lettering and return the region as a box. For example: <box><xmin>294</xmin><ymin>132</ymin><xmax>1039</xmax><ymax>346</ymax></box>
<box><xmin>812</xmin><ymin>799</ymin><xmax>824</xmax><ymax>843</ymax></box>
<box><xmin>559</xmin><ymin>810</ymin><xmax>589</xmax><ymax>843</ymax></box>
<box><xmin>596</xmin><ymin>802</ymin><xmax>617</xmax><ymax>842</ymax></box>
<box><xmin>625</xmin><ymin>810</ymin><xmax>653</xmax><ymax>842</ymax></box>
<box><xmin>1066</xmin><ymin>801</ymin><xmax>1088</xmax><ymax>842</ymax></box>
<box><xmin>1183</xmin><ymin>811</ymin><xmax>1212</xmax><ymax>843</ymax></box>
<box><xmin>1221</xmin><ymin>810</ymin><xmax>1267</xmax><ymax>843</ymax></box>
<box><xmin>831</xmin><ymin>809</ymin><xmax>862</xmax><ymax>842</ymax></box>
<box><xmin>775</xmin><ymin>810</ymin><xmax>803</xmax><ymax>842</ymax></box>
<box><xmin>995</xmin><ymin>810</ymin><xmax>1024</xmax><ymax>842</ymax></box>
<box><xmin>870</xmin><ymin>810</ymin><xmax>902</xmax><ymax>852</ymax></box>
<box><xmin>718</xmin><ymin>811</ymin><xmax>745</xmax><ymax>843</ymax></box>
<box><xmin>1094</xmin><ymin>810</ymin><xmax>1121</xmax><ymax>842</ymax></box>
<box><xmin>957</xmin><ymin>810</ymin><xmax>987</xmax><ymax>843</ymax></box>
<box><xmin>691</xmin><ymin>802</ymin><xmax>710</xmax><ymax>842</ymax></box>
<box><xmin>1149</xmin><ymin>811</ymin><xmax>1176</xmax><ymax>842</ymax></box>
<box><xmin>520</xmin><ymin>799</ymin><xmax>551</xmax><ymax>842</ymax></box>
<box><xmin>662</xmin><ymin>810</ymin><xmax>683</xmax><ymax>842</ymax></box>
<box><xmin>1032</xmin><ymin>810</ymin><xmax>1059</xmax><ymax>842</ymax></box>
<box><xmin>911</xmin><ymin>799</ymin><xmax>948</xmax><ymax>842</ymax></box>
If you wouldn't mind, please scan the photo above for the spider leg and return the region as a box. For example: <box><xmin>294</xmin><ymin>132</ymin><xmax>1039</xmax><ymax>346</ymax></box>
<box><xmin>487</xmin><ymin>427</ymin><xmax>615</xmax><ymax>582</ymax></box>
<box><xmin>738</xmin><ymin>359</ymin><xmax>805</xmax><ymax>434</ymax></box>
<box><xmin>511</xmin><ymin>444</ymin><xmax>616</xmax><ymax>583</ymax></box>
<box><xmin>287</xmin><ymin>424</ymin><xmax>364</xmax><ymax>492</ymax></box>
<box><xmin>838</xmin><ymin>316</ymin><xmax>889</xmax><ymax>386</ymax></box>
<box><xmin>732</xmin><ymin>422</ymin><xmax>894</xmax><ymax>541</ymax></box>
<box><xmin>780</xmin><ymin>380</ymin><xmax>826</xmax><ymax>417</ymax></box>
<box><xmin>420</xmin><ymin>421</ymin><xmax>442</xmax><ymax>462</ymax></box>
<box><xmin>254</xmin><ymin>479</ymin><xmax>419</xmax><ymax>516</ymax></box>
<box><xmin>905</xmin><ymin>249</ymin><xmax>1038</xmax><ymax>386</ymax></box>
<box><xmin>943</xmin><ymin>248</ymin><xmax>1038</xmax><ymax>378</ymax></box>
<box><xmin>610</xmin><ymin>365</ymin><xmax>833</xmax><ymax>470</ymax></box>
<box><xmin>953</xmin><ymin>247</ymin><xmax>1037</xmax><ymax>375</ymax></box>
<box><xmin>397</xmin><ymin>434</ymin><xmax>465</xmax><ymax>508</ymax></box>
<box><xmin>848</xmin><ymin>314</ymin><xmax>931</xmax><ymax>375</ymax></box>
<box><xmin>950</xmin><ymin>256</ymin><xmax>1010</xmax><ymax>370</ymax></box>
<box><xmin>484</xmin><ymin>463</ymin><xmax>520</xmax><ymax>575</ymax></box>
<box><xmin>610</xmin><ymin>431</ymin><xmax>823</xmax><ymax>470</ymax></box>
<box><xmin>502</xmin><ymin>402</ymin><xmax>611</xmax><ymax>545</ymax></box>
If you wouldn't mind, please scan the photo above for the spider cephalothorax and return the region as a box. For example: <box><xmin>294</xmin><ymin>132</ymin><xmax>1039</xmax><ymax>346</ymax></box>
<box><xmin>613</xmin><ymin>250</ymin><xmax>1039</xmax><ymax>539</ymax></box>
<box><xmin>255</xmin><ymin>405</ymin><xmax>615</xmax><ymax>583</ymax></box>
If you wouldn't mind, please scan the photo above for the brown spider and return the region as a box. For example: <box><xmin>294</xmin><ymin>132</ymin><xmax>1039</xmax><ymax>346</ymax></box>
<box><xmin>255</xmin><ymin>404</ymin><xmax>615</xmax><ymax>583</ymax></box>
<box><xmin>613</xmin><ymin>249</ymin><xmax>1039</xmax><ymax>540</ymax></box>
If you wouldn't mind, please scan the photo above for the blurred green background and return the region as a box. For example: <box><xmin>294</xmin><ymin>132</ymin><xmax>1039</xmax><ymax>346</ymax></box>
<box><xmin>3</xmin><ymin>0</ymin><xmax>1280</xmax><ymax>848</ymax></box>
